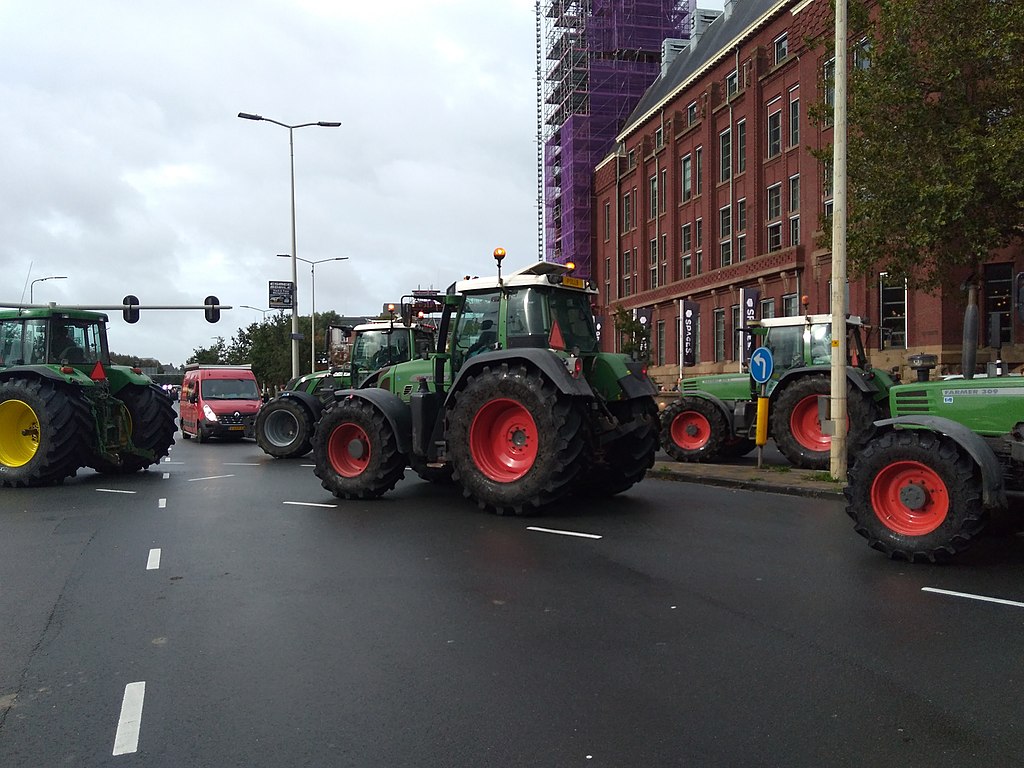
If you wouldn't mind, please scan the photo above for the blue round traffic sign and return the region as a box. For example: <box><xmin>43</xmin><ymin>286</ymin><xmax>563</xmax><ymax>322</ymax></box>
<box><xmin>749</xmin><ymin>347</ymin><xmax>774</xmax><ymax>384</ymax></box>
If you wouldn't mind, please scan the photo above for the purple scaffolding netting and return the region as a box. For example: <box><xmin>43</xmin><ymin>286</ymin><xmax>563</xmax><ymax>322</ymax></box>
<box><xmin>543</xmin><ymin>0</ymin><xmax>692</xmax><ymax>278</ymax></box>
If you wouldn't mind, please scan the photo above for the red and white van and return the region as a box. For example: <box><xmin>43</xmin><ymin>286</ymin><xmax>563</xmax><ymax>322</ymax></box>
<box><xmin>179</xmin><ymin>364</ymin><xmax>261</xmax><ymax>442</ymax></box>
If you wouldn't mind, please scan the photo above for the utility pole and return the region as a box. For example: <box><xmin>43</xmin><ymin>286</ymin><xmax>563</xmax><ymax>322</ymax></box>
<box><xmin>829</xmin><ymin>0</ymin><xmax>849</xmax><ymax>480</ymax></box>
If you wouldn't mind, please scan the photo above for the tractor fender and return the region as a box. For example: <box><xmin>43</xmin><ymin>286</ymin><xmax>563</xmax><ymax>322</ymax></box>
<box><xmin>773</xmin><ymin>366</ymin><xmax>880</xmax><ymax>396</ymax></box>
<box><xmin>0</xmin><ymin>364</ymin><xmax>95</xmax><ymax>387</ymax></box>
<box><xmin>447</xmin><ymin>348</ymin><xmax>594</xmax><ymax>400</ymax></box>
<box><xmin>275</xmin><ymin>389</ymin><xmax>324</xmax><ymax>422</ymax></box>
<box><xmin>875</xmin><ymin>416</ymin><xmax>1007</xmax><ymax>509</ymax></box>
<box><xmin>327</xmin><ymin>387</ymin><xmax>412</xmax><ymax>455</ymax></box>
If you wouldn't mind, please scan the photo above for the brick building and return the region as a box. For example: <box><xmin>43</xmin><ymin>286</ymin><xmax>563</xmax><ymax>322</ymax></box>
<box><xmin>592</xmin><ymin>0</ymin><xmax>1023</xmax><ymax>386</ymax></box>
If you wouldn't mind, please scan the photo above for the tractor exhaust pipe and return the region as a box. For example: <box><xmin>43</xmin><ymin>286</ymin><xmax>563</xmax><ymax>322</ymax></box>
<box><xmin>962</xmin><ymin>282</ymin><xmax>979</xmax><ymax>380</ymax></box>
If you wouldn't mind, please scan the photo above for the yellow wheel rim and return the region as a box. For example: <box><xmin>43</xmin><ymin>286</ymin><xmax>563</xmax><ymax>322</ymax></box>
<box><xmin>0</xmin><ymin>399</ymin><xmax>41</xmax><ymax>468</ymax></box>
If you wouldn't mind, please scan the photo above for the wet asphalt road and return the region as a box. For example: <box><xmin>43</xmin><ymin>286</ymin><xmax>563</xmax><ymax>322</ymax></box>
<box><xmin>2</xmin><ymin>432</ymin><xmax>1024</xmax><ymax>767</ymax></box>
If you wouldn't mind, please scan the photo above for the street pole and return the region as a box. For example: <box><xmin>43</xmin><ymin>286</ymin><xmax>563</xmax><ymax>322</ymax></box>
<box><xmin>30</xmin><ymin>275</ymin><xmax>67</xmax><ymax>303</ymax></box>
<box><xmin>238</xmin><ymin>112</ymin><xmax>341</xmax><ymax>380</ymax></box>
<box><xmin>829</xmin><ymin>0</ymin><xmax>849</xmax><ymax>481</ymax></box>
<box><xmin>278</xmin><ymin>254</ymin><xmax>347</xmax><ymax>373</ymax></box>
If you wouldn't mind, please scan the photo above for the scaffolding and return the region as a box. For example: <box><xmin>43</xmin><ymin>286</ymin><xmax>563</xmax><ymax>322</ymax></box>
<box><xmin>540</xmin><ymin>0</ymin><xmax>692</xmax><ymax>277</ymax></box>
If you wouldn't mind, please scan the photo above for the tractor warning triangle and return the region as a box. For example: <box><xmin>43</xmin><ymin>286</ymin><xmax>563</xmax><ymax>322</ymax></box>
<box><xmin>90</xmin><ymin>361</ymin><xmax>106</xmax><ymax>381</ymax></box>
<box><xmin>548</xmin><ymin>319</ymin><xmax>566</xmax><ymax>351</ymax></box>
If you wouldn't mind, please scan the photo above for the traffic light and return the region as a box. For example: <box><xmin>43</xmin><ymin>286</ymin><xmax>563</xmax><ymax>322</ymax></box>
<box><xmin>204</xmin><ymin>296</ymin><xmax>221</xmax><ymax>323</ymax></box>
<box><xmin>122</xmin><ymin>295</ymin><xmax>140</xmax><ymax>323</ymax></box>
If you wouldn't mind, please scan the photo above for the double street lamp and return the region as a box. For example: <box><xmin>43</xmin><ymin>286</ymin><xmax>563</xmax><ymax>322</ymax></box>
<box><xmin>277</xmin><ymin>254</ymin><xmax>348</xmax><ymax>372</ymax></box>
<box><xmin>240</xmin><ymin>305</ymin><xmax>271</xmax><ymax>320</ymax></box>
<box><xmin>30</xmin><ymin>275</ymin><xmax>67</xmax><ymax>303</ymax></box>
<box><xmin>238</xmin><ymin>111</ymin><xmax>341</xmax><ymax>378</ymax></box>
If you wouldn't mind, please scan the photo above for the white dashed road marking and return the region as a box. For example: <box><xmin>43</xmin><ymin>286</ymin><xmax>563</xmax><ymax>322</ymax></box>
<box><xmin>146</xmin><ymin>549</ymin><xmax>161</xmax><ymax>570</ymax></box>
<box><xmin>187</xmin><ymin>474</ymin><xmax>236</xmax><ymax>482</ymax></box>
<box><xmin>96</xmin><ymin>489</ymin><xmax>136</xmax><ymax>494</ymax></box>
<box><xmin>527</xmin><ymin>526</ymin><xmax>602</xmax><ymax>540</ymax></box>
<box><xmin>112</xmin><ymin>681</ymin><xmax>146</xmax><ymax>756</ymax></box>
<box><xmin>283</xmin><ymin>501</ymin><xmax>338</xmax><ymax>508</ymax></box>
<box><xmin>922</xmin><ymin>587</ymin><xmax>1024</xmax><ymax>609</ymax></box>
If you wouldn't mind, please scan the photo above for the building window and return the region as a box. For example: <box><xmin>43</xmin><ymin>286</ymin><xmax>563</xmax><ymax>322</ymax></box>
<box><xmin>737</xmin><ymin>235</ymin><xmax>746</xmax><ymax>262</ymax></box>
<box><xmin>789</xmin><ymin>91</ymin><xmax>800</xmax><ymax>147</ymax></box>
<box><xmin>695</xmin><ymin>147</ymin><xmax>703</xmax><ymax>196</ymax></box>
<box><xmin>661</xmin><ymin>233</ymin><xmax>668</xmax><ymax>285</ymax></box>
<box><xmin>984</xmin><ymin>263</ymin><xmax>1013</xmax><ymax>345</ymax></box>
<box><xmin>767</xmin><ymin>183</ymin><xmax>782</xmax><ymax>220</ymax></box>
<box><xmin>649</xmin><ymin>238</ymin><xmax>659</xmax><ymax>289</ymax></box>
<box><xmin>822</xmin><ymin>159</ymin><xmax>834</xmax><ymax>221</ymax></box>
<box><xmin>657</xmin><ymin>320</ymin><xmax>666</xmax><ymax>366</ymax></box>
<box><xmin>628</xmin><ymin>148</ymin><xmax>637</xmax><ymax>169</ymax></box>
<box><xmin>687</xmin><ymin>101</ymin><xmax>698</xmax><ymax>125</ymax></box>
<box><xmin>737</xmin><ymin>198</ymin><xmax>747</xmax><ymax>232</ymax></box>
<box><xmin>767</xmin><ymin>107</ymin><xmax>782</xmax><ymax>158</ymax></box>
<box><xmin>783</xmin><ymin>293</ymin><xmax>799</xmax><ymax>316</ymax></box>
<box><xmin>719</xmin><ymin>205</ymin><xmax>732</xmax><ymax>268</ymax></box>
<box><xmin>726</xmin><ymin>70</ymin><xmax>739</xmax><ymax>99</ymax></box>
<box><xmin>760</xmin><ymin>298</ymin><xmax>776</xmax><ymax>318</ymax></box>
<box><xmin>622</xmin><ymin>250</ymin><xmax>632</xmax><ymax>297</ymax></box>
<box><xmin>736</xmin><ymin>119</ymin><xmax>746</xmax><ymax>174</ymax></box>
<box><xmin>603</xmin><ymin>201</ymin><xmax>610</xmax><ymax>241</ymax></box>
<box><xmin>731</xmin><ymin>305</ymin><xmax>742</xmax><ymax>360</ymax></box>
<box><xmin>681</xmin><ymin>155</ymin><xmax>692</xmax><ymax>202</ymax></box>
<box><xmin>789</xmin><ymin>215</ymin><xmax>800</xmax><ymax>246</ymax></box>
<box><xmin>767</xmin><ymin>224</ymin><xmax>782</xmax><ymax>252</ymax></box>
<box><xmin>695</xmin><ymin>217</ymin><xmax>703</xmax><ymax>275</ymax></box>
<box><xmin>719</xmin><ymin>128</ymin><xmax>731</xmax><ymax>183</ymax></box>
<box><xmin>661</xmin><ymin>168</ymin><xmax>667</xmax><ymax>213</ymax></box>
<box><xmin>879</xmin><ymin>272</ymin><xmax>907</xmax><ymax>349</ymax></box>
<box><xmin>854</xmin><ymin>37</ymin><xmax>872</xmax><ymax>70</ymax></box>
<box><xmin>681</xmin><ymin>223</ymin><xmax>692</xmax><ymax>278</ymax></box>
<box><xmin>823</xmin><ymin>57</ymin><xmax>835</xmax><ymax>125</ymax></box>
<box><xmin>655</xmin><ymin>125</ymin><xmax>664</xmax><ymax>149</ymax></box>
<box><xmin>623</xmin><ymin>191</ymin><xmax>632</xmax><ymax>231</ymax></box>
<box><xmin>774</xmin><ymin>33</ymin><xmax>788</xmax><ymax>65</ymax></box>
<box><xmin>648</xmin><ymin>174</ymin><xmax>658</xmax><ymax>220</ymax></box>
<box><xmin>714</xmin><ymin>308</ymin><xmax>726</xmax><ymax>362</ymax></box>
<box><xmin>789</xmin><ymin>175</ymin><xmax>800</xmax><ymax>212</ymax></box>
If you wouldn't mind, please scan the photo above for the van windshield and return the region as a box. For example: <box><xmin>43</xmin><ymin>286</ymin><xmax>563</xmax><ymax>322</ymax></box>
<box><xmin>200</xmin><ymin>378</ymin><xmax>261</xmax><ymax>400</ymax></box>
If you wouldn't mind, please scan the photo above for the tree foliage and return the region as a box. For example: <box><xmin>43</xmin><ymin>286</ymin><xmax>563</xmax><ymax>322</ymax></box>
<box><xmin>827</xmin><ymin>0</ymin><xmax>1024</xmax><ymax>290</ymax></box>
<box><xmin>612</xmin><ymin>305</ymin><xmax>650</xmax><ymax>360</ymax></box>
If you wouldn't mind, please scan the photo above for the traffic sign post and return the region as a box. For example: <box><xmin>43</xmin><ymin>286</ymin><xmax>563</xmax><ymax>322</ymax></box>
<box><xmin>749</xmin><ymin>347</ymin><xmax>774</xmax><ymax>468</ymax></box>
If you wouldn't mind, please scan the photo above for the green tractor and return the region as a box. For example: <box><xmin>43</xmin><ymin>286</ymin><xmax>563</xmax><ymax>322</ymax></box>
<box><xmin>846</xmin><ymin>289</ymin><xmax>1024</xmax><ymax>562</ymax></box>
<box><xmin>660</xmin><ymin>314</ymin><xmax>898</xmax><ymax>469</ymax></box>
<box><xmin>0</xmin><ymin>307</ymin><xmax>176</xmax><ymax>486</ymax></box>
<box><xmin>310</xmin><ymin>250</ymin><xmax>659</xmax><ymax>514</ymax></box>
<box><xmin>255</xmin><ymin>316</ymin><xmax>437</xmax><ymax>459</ymax></box>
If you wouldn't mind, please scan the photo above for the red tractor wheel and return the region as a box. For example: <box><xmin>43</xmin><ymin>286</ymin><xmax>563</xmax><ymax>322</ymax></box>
<box><xmin>327</xmin><ymin>421</ymin><xmax>372</xmax><ymax>478</ymax></box>
<box><xmin>845</xmin><ymin>430</ymin><xmax>986</xmax><ymax>562</ymax></box>
<box><xmin>659</xmin><ymin>397</ymin><xmax>727</xmax><ymax>462</ymax></box>
<box><xmin>311</xmin><ymin>397</ymin><xmax>405</xmax><ymax>499</ymax></box>
<box><xmin>468</xmin><ymin>398</ymin><xmax>539</xmax><ymax>482</ymax></box>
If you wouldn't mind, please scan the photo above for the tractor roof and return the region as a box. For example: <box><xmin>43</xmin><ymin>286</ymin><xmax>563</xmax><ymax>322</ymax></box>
<box><xmin>0</xmin><ymin>306</ymin><xmax>109</xmax><ymax>322</ymax></box>
<box><xmin>455</xmin><ymin>261</ymin><xmax>597</xmax><ymax>295</ymax></box>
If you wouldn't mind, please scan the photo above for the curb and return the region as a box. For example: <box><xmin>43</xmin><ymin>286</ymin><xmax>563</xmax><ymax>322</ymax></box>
<box><xmin>647</xmin><ymin>463</ymin><xmax>846</xmax><ymax>500</ymax></box>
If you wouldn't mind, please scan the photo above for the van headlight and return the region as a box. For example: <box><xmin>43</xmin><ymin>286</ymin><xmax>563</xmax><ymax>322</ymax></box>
<box><xmin>202</xmin><ymin>403</ymin><xmax>219</xmax><ymax>422</ymax></box>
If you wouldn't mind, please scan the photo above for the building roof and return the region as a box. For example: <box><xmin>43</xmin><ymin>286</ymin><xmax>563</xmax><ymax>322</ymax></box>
<box><xmin>618</xmin><ymin>0</ymin><xmax>787</xmax><ymax>141</ymax></box>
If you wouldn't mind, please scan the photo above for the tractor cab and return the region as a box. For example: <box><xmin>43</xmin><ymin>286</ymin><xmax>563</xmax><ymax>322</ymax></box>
<box><xmin>0</xmin><ymin>309</ymin><xmax>110</xmax><ymax>369</ymax></box>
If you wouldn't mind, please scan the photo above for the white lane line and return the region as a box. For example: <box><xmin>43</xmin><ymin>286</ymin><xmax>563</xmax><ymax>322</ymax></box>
<box><xmin>527</xmin><ymin>526</ymin><xmax>602</xmax><ymax>540</ymax></box>
<box><xmin>112</xmin><ymin>681</ymin><xmax>146</xmax><ymax>755</ymax></box>
<box><xmin>922</xmin><ymin>587</ymin><xmax>1024</xmax><ymax>609</ymax></box>
<box><xmin>158</xmin><ymin>498</ymin><xmax>167</xmax><ymax>509</ymax></box>
<box><xmin>96</xmin><ymin>489</ymin><xmax>137</xmax><ymax>495</ymax></box>
<box><xmin>223</xmin><ymin>462</ymin><xmax>260</xmax><ymax>466</ymax></box>
<box><xmin>283</xmin><ymin>501</ymin><xmax>338</xmax><ymax>508</ymax></box>
<box><xmin>146</xmin><ymin>549</ymin><xmax>161</xmax><ymax>570</ymax></box>
<box><xmin>163</xmin><ymin>461</ymin><xmax>186</xmax><ymax>465</ymax></box>
<box><xmin>187</xmin><ymin>474</ymin><xmax>236</xmax><ymax>482</ymax></box>
<box><xmin>162</xmin><ymin>472</ymin><xmax>170</xmax><ymax>479</ymax></box>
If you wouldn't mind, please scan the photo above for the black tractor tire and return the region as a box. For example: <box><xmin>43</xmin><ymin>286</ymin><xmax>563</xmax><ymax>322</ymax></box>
<box><xmin>312</xmin><ymin>398</ymin><xmax>406</xmax><ymax>500</ymax></box>
<box><xmin>845</xmin><ymin>430</ymin><xmax>986</xmax><ymax>563</ymax></box>
<box><xmin>409</xmin><ymin>456</ymin><xmax>455</xmax><ymax>484</ymax></box>
<box><xmin>256</xmin><ymin>397</ymin><xmax>315</xmax><ymax>458</ymax></box>
<box><xmin>659</xmin><ymin>396</ymin><xmax>729</xmax><ymax>462</ymax></box>
<box><xmin>90</xmin><ymin>383</ymin><xmax>176</xmax><ymax>474</ymax></box>
<box><xmin>446</xmin><ymin>363</ymin><xmax>586</xmax><ymax>515</ymax></box>
<box><xmin>578</xmin><ymin>398</ymin><xmax>658</xmax><ymax>497</ymax></box>
<box><xmin>771</xmin><ymin>375</ymin><xmax>877</xmax><ymax>469</ymax></box>
<box><xmin>0</xmin><ymin>377</ymin><xmax>92</xmax><ymax>487</ymax></box>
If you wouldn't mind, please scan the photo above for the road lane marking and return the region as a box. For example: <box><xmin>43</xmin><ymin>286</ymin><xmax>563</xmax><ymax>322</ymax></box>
<box><xmin>162</xmin><ymin>472</ymin><xmax>170</xmax><ymax>479</ymax></box>
<box><xmin>922</xmin><ymin>587</ymin><xmax>1024</xmax><ymax>609</ymax></box>
<box><xmin>224</xmin><ymin>462</ymin><xmax>260</xmax><ymax>466</ymax></box>
<box><xmin>158</xmin><ymin>498</ymin><xmax>166</xmax><ymax>509</ymax></box>
<box><xmin>112</xmin><ymin>681</ymin><xmax>146</xmax><ymax>755</ymax></box>
<box><xmin>146</xmin><ymin>549</ymin><xmax>161</xmax><ymax>570</ymax></box>
<box><xmin>96</xmin><ymin>489</ymin><xmax>136</xmax><ymax>494</ymax></box>
<box><xmin>187</xmin><ymin>474</ymin><xmax>236</xmax><ymax>482</ymax></box>
<box><xmin>283</xmin><ymin>501</ymin><xmax>338</xmax><ymax>508</ymax></box>
<box><xmin>527</xmin><ymin>526</ymin><xmax>602</xmax><ymax>540</ymax></box>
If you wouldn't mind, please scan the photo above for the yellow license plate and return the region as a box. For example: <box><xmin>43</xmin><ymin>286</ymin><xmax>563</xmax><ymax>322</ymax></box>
<box><xmin>562</xmin><ymin>276</ymin><xmax>585</xmax><ymax>289</ymax></box>
<box><xmin>229</xmin><ymin>425</ymin><xmax>245</xmax><ymax>431</ymax></box>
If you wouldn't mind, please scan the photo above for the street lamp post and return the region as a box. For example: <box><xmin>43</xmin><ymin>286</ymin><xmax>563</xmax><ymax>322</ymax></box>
<box><xmin>240</xmin><ymin>305</ymin><xmax>270</xmax><ymax>320</ymax></box>
<box><xmin>238</xmin><ymin>111</ymin><xmax>341</xmax><ymax>379</ymax></box>
<box><xmin>30</xmin><ymin>275</ymin><xmax>67</xmax><ymax>303</ymax></box>
<box><xmin>277</xmin><ymin>254</ymin><xmax>347</xmax><ymax>372</ymax></box>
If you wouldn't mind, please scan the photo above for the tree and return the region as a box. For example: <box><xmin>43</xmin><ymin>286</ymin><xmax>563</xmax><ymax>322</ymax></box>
<box><xmin>612</xmin><ymin>305</ymin><xmax>649</xmax><ymax>360</ymax></box>
<box><xmin>819</xmin><ymin>0</ymin><xmax>1024</xmax><ymax>290</ymax></box>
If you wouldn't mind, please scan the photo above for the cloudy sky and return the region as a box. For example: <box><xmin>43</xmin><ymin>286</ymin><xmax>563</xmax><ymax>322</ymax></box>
<box><xmin>1</xmin><ymin>0</ymin><xmax>548</xmax><ymax>365</ymax></box>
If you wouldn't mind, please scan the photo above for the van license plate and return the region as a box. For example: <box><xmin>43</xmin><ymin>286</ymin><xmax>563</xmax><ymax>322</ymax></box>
<box><xmin>229</xmin><ymin>425</ymin><xmax>245</xmax><ymax>431</ymax></box>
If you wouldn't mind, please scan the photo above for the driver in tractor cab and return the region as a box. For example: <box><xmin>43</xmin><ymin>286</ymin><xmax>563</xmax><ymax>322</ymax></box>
<box><xmin>50</xmin><ymin>320</ymin><xmax>85</xmax><ymax>363</ymax></box>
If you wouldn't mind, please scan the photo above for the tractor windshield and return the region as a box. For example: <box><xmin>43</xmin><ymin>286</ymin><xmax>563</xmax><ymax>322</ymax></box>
<box><xmin>505</xmin><ymin>287</ymin><xmax>597</xmax><ymax>353</ymax></box>
<box><xmin>351</xmin><ymin>329</ymin><xmax>412</xmax><ymax>374</ymax></box>
<box><xmin>46</xmin><ymin>318</ymin><xmax>106</xmax><ymax>365</ymax></box>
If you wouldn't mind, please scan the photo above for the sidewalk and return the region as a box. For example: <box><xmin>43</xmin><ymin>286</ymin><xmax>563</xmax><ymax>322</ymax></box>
<box><xmin>648</xmin><ymin>455</ymin><xmax>846</xmax><ymax>500</ymax></box>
